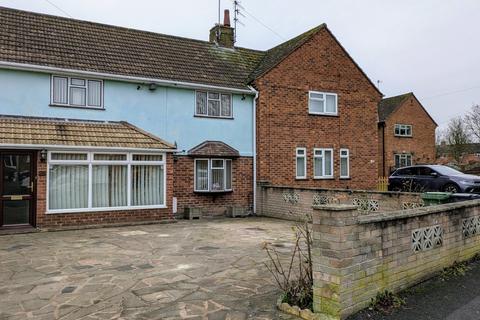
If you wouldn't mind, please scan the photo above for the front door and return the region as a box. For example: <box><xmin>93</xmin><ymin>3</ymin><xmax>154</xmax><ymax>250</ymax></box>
<box><xmin>0</xmin><ymin>152</ymin><xmax>35</xmax><ymax>228</ymax></box>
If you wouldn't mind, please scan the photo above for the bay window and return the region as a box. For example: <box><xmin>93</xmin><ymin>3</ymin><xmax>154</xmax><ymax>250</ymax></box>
<box><xmin>48</xmin><ymin>152</ymin><xmax>166</xmax><ymax>212</ymax></box>
<box><xmin>194</xmin><ymin>159</ymin><xmax>232</xmax><ymax>192</ymax></box>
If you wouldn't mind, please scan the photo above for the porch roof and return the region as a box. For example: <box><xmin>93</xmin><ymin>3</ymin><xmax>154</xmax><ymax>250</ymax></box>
<box><xmin>0</xmin><ymin>115</ymin><xmax>176</xmax><ymax>151</ymax></box>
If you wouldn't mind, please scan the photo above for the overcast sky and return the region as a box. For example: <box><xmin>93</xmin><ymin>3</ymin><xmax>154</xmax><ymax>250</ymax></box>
<box><xmin>2</xmin><ymin>0</ymin><xmax>479</xmax><ymax>130</ymax></box>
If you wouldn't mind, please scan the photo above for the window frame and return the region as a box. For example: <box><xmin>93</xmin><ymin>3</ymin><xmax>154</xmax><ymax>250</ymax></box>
<box><xmin>195</xmin><ymin>90</ymin><xmax>233</xmax><ymax>119</ymax></box>
<box><xmin>296</xmin><ymin>148</ymin><xmax>307</xmax><ymax>179</ymax></box>
<box><xmin>394</xmin><ymin>153</ymin><xmax>413</xmax><ymax>168</ymax></box>
<box><xmin>194</xmin><ymin>158</ymin><xmax>233</xmax><ymax>193</ymax></box>
<box><xmin>340</xmin><ymin>148</ymin><xmax>350</xmax><ymax>179</ymax></box>
<box><xmin>51</xmin><ymin>75</ymin><xmax>104</xmax><ymax>109</ymax></box>
<box><xmin>46</xmin><ymin>151</ymin><xmax>166</xmax><ymax>214</ymax></box>
<box><xmin>308</xmin><ymin>91</ymin><xmax>338</xmax><ymax>116</ymax></box>
<box><xmin>394</xmin><ymin>124</ymin><xmax>413</xmax><ymax>137</ymax></box>
<box><xmin>313</xmin><ymin>148</ymin><xmax>334</xmax><ymax>179</ymax></box>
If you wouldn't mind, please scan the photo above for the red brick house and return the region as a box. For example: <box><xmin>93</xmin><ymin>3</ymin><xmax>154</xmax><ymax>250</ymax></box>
<box><xmin>378</xmin><ymin>92</ymin><xmax>438</xmax><ymax>176</ymax></box>
<box><xmin>251</xmin><ymin>25</ymin><xmax>383</xmax><ymax>190</ymax></box>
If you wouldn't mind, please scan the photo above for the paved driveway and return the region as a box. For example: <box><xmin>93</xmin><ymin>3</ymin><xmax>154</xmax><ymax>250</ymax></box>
<box><xmin>0</xmin><ymin>218</ymin><xmax>297</xmax><ymax>320</ymax></box>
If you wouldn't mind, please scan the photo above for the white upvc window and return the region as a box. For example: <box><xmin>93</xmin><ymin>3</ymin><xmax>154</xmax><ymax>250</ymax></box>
<box><xmin>395</xmin><ymin>153</ymin><xmax>412</xmax><ymax>168</ymax></box>
<box><xmin>195</xmin><ymin>91</ymin><xmax>233</xmax><ymax>118</ymax></box>
<box><xmin>340</xmin><ymin>149</ymin><xmax>350</xmax><ymax>179</ymax></box>
<box><xmin>296</xmin><ymin>148</ymin><xmax>307</xmax><ymax>179</ymax></box>
<box><xmin>51</xmin><ymin>75</ymin><xmax>103</xmax><ymax>109</ymax></box>
<box><xmin>313</xmin><ymin>148</ymin><xmax>333</xmax><ymax>179</ymax></box>
<box><xmin>394</xmin><ymin>124</ymin><xmax>413</xmax><ymax>137</ymax></box>
<box><xmin>194</xmin><ymin>159</ymin><xmax>232</xmax><ymax>192</ymax></box>
<box><xmin>47</xmin><ymin>152</ymin><xmax>166</xmax><ymax>213</ymax></box>
<box><xmin>308</xmin><ymin>91</ymin><xmax>338</xmax><ymax>115</ymax></box>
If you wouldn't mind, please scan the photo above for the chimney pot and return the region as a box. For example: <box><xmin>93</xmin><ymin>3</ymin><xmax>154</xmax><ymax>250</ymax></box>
<box><xmin>224</xmin><ymin>9</ymin><xmax>231</xmax><ymax>27</ymax></box>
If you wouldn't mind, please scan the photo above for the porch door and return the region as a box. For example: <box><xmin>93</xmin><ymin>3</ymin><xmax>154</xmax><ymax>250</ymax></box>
<box><xmin>0</xmin><ymin>152</ymin><xmax>35</xmax><ymax>228</ymax></box>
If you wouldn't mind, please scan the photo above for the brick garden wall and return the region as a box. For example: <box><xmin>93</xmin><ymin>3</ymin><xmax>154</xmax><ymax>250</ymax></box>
<box><xmin>380</xmin><ymin>96</ymin><xmax>437</xmax><ymax>176</ymax></box>
<box><xmin>312</xmin><ymin>200</ymin><xmax>480</xmax><ymax>319</ymax></box>
<box><xmin>254</xmin><ymin>27</ymin><xmax>382</xmax><ymax>191</ymax></box>
<box><xmin>257</xmin><ymin>184</ymin><xmax>422</xmax><ymax>221</ymax></box>
<box><xmin>173</xmin><ymin>156</ymin><xmax>253</xmax><ymax>217</ymax></box>
<box><xmin>35</xmin><ymin>152</ymin><xmax>174</xmax><ymax>229</ymax></box>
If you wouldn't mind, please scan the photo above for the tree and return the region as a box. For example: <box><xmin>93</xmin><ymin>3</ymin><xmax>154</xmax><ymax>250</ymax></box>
<box><xmin>445</xmin><ymin>116</ymin><xmax>470</xmax><ymax>162</ymax></box>
<box><xmin>465</xmin><ymin>104</ymin><xmax>480</xmax><ymax>141</ymax></box>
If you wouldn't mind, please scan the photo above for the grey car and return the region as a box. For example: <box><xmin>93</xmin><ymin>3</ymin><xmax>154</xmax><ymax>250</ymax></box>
<box><xmin>388</xmin><ymin>165</ymin><xmax>480</xmax><ymax>193</ymax></box>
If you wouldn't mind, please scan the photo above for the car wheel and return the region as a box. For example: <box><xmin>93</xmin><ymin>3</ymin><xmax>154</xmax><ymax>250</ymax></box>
<box><xmin>443</xmin><ymin>184</ymin><xmax>460</xmax><ymax>193</ymax></box>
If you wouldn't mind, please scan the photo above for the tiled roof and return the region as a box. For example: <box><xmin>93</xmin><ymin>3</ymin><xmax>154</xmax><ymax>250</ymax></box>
<box><xmin>0</xmin><ymin>115</ymin><xmax>175</xmax><ymax>150</ymax></box>
<box><xmin>0</xmin><ymin>7</ymin><xmax>331</xmax><ymax>91</ymax></box>
<box><xmin>378</xmin><ymin>93</ymin><xmax>412</xmax><ymax>121</ymax></box>
<box><xmin>188</xmin><ymin>141</ymin><xmax>240</xmax><ymax>157</ymax></box>
<box><xmin>0</xmin><ymin>6</ymin><xmax>264</xmax><ymax>90</ymax></box>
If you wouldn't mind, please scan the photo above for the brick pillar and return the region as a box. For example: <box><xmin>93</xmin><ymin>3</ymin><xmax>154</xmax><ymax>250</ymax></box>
<box><xmin>312</xmin><ymin>204</ymin><xmax>360</xmax><ymax>320</ymax></box>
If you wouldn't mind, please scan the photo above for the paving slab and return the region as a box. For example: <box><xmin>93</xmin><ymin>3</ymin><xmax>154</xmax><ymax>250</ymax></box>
<box><xmin>0</xmin><ymin>217</ymin><xmax>297</xmax><ymax>319</ymax></box>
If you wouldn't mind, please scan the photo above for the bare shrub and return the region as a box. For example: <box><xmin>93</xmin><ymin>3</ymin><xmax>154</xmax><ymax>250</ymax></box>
<box><xmin>263</xmin><ymin>214</ymin><xmax>313</xmax><ymax>310</ymax></box>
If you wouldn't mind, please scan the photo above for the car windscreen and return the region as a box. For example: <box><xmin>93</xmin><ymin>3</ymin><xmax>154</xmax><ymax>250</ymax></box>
<box><xmin>433</xmin><ymin>166</ymin><xmax>463</xmax><ymax>176</ymax></box>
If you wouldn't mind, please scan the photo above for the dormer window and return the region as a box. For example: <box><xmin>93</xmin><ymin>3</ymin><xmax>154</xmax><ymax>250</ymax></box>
<box><xmin>51</xmin><ymin>75</ymin><xmax>103</xmax><ymax>109</ymax></box>
<box><xmin>195</xmin><ymin>91</ymin><xmax>232</xmax><ymax>118</ymax></box>
<box><xmin>394</xmin><ymin>124</ymin><xmax>412</xmax><ymax>137</ymax></box>
<box><xmin>308</xmin><ymin>91</ymin><xmax>338</xmax><ymax>115</ymax></box>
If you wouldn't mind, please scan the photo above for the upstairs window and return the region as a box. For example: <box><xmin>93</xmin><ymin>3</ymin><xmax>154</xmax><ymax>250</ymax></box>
<box><xmin>394</xmin><ymin>124</ymin><xmax>412</xmax><ymax>137</ymax></box>
<box><xmin>51</xmin><ymin>76</ymin><xmax>103</xmax><ymax>109</ymax></box>
<box><xmin>308</xmin><ymin>91</ymin><xmax>337</xmax><ymax>115</ymax></box>
<box><xmin>194</xmin><ymin>159</ymin><xmax>232</xmax><ymax>192</ymax></box>
<box><xmin>196</xmin><ymin>91</ymin><xmax>232</xmax><ymax>118</ymax></box>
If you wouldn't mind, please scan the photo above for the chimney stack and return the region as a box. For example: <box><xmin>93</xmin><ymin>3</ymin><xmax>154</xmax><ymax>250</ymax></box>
<box><xmin>209</xmin><ymin>9</ymin><xmax>234</xmax><ymax>48</ymax></box>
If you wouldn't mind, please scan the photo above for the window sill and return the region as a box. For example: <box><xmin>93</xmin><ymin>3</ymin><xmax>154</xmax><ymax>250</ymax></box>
<box><xmin>313</xmin><ymin>177</ymin><xmax>335</xmax><ymax>180</ymax></box>
<box><xmin>308</xmin><ymin>112</ymin><xmax>339</xmax><ymax>117</ymax></box>
<box><xmin>49</xmin><ymin>104</ymin><xmax>105</xmax><ymax>111</ymax></box>
<box><xmin>46</xmin><ymin>204</ymin><xmax>167</xmax><ymax>214</ymax></box>
<box><xmin>394</xmin><ymin>135</ymin><xmax>413</xmax><ymax>138</ymax></box>
<box><xmin>194</xmin><ymin>190</ymin><xmax>233</xmax><ymax>194</ymax></box>
<box><xmin>295</xmin><ymin>177</ymin><xmax>308</xmax><ymax>180</ymax></box>
<box><xmin>194</xmin><ymin>115</ymin><xmax>234</xmax><ymax>120</ymax></box>
<box><xmin>340</xmin><ymin>177</ymin><xmax>351</xmax><ymax>180</ymax></box>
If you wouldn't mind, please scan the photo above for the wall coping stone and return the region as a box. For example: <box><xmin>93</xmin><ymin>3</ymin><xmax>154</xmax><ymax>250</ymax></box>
<box><xmin>313</xmin><ymin>204</ymin><xmax>358</xmax><ymax>211</ymax></box>
<box><xmin>358</xmin><ymin>199</ymin><xmax>480</xmax><ymax>224</ymax></box>
<box><xmin>259</xmin><ymin>184</ymin><xmax>418</xmax><ymax>197</ymax></box>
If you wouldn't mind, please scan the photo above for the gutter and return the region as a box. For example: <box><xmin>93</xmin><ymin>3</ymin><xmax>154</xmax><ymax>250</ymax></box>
<box><xmin>248</xmin><ymin>86</ymin><xmax>259</xmax><ymax>214</ymax></box>
<box><xmin>0</xmin><ymin>144</ymin><xmax>177</xmax><ymax>153</ymax></box>
<box><xmin>0</xmin><ymin>61</ymin><xmax>257</xmax><ymax>95</ymax></box>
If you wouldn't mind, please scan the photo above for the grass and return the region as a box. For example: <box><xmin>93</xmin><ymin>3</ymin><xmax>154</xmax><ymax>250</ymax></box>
<box><xmin>368</xmin><ymin>290</ymin><xmax>406</xmax><ymax>314</ymax></box>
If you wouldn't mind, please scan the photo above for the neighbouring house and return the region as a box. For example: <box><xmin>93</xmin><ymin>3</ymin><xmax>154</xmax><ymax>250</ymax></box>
<box><xmin>0</xmin><ymin>6</ymin><xmax>386</xmax><ymax>229</ymax></box>
<box><xmin>378</xmin><ymin>92</ymin><xmax>437</xmax><ymax>176</ymax></box>
<box><xmin>437</xmin><ymin>142</ymin><xmax>480</xmax><ymax>175</ymax></box>
<box><xmin>251</xmin><ymin>24</ymin><xmax>383</xmax><ymax>190</ymax></box>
